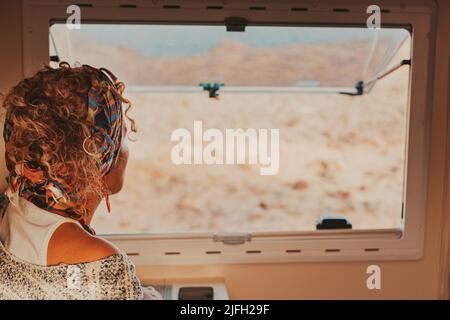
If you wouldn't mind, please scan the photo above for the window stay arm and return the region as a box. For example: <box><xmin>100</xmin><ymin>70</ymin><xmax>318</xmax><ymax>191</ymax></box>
<box><xmin>340</xmin><ymin>59</ymin><xmax>411</xmax><ymax>96</ymax></box>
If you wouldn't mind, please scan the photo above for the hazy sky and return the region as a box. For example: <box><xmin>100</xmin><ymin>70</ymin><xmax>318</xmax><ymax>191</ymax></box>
<box><xmin>52</xmin><ymin>24</ymin><xmax>408</xmax><ymax>58</ymax></box>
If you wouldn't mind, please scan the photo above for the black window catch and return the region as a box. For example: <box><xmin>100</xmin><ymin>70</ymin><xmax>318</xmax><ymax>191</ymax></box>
<box><xmin>316</xmin><ymin>215</ymin><xmax>352</xmax><ymax>230</ymax></box>
<box><xmin>225</xmin><ymin>16</ymin><xmax>247</xmax><ymax>32</ymax></box>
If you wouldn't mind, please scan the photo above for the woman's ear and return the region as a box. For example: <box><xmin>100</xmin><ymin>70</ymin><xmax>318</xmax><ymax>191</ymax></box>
<box><xmin>103</xmin><ymin>144</ymin><xmax>129</xmax><ymax>195</ymax></box>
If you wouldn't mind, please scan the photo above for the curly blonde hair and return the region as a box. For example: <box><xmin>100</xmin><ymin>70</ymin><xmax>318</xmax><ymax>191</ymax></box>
<box><xmin>1</xmin><ymin>62</ymin><xmax>136</xmax><ymax>218</ymax></box>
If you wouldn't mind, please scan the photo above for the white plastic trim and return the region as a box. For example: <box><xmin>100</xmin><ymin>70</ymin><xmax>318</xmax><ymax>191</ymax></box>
<box><xmin>21</xmin><ymin>0</ymin><xmax>435</xmax><ymax>265</ymax></box>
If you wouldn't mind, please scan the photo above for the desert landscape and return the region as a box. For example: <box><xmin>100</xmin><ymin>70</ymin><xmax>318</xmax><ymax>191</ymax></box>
<box><xmin>51</xmin><ymin>25</ymin><xmax>410</xmax><ymax>234</ymax></box>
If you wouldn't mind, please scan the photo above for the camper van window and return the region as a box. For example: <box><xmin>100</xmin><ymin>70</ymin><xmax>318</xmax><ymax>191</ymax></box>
<box><xmin>49</xmin><ymin>24</ymin><xmax>411</xmax><ymax>235</ymax></box>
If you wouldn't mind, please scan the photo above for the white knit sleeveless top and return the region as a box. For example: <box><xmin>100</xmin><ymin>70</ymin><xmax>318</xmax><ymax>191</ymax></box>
<box><xmin>0</xmin><ymin>190</ymin><xmax>162</xmax><ymax>300</ymax></box>
<box><xmin>0</xmin><ymin>188</ymin><xmax>79</xmax><ymax>266</ymax></box>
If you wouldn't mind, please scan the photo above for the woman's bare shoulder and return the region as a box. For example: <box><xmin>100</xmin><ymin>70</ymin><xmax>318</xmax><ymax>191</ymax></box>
<box><xmin>47</xmin><ymin>222</ymin><xmax>119</xmax><ymax>266</ymax></box>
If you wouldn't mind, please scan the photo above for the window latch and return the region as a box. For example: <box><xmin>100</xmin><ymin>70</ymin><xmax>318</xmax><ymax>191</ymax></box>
<box><xmin>316</xmin><ymin>215</ymin><xmax>352</xmax><ymax>230</ymax></box>
<box><xmin>213</xmin><ymin>233</ymin><xmax>252</xmax><ymax>245</ymax></box>
<box><xmin>224</xmin><ymin>16</ymin><xmax>247</xmax><ymax>32</ymax></box>
<box><xmin>199</xmin><ymin>82</ymin><xmax>224</xmax><ymax>99</ymax></box>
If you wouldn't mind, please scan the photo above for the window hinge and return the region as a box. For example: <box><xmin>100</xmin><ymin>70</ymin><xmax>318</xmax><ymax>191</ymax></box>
<box><xmin>213</xmin><ymin>233</ymin><xmax>252</xmax><ymax>245</ymax></box>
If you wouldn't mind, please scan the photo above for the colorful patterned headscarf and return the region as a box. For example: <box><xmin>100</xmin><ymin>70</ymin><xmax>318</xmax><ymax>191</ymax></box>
<box><xmin>3</xmin><ymin>65</ymin><xmax>124</xmax><ymax>224</ymax></box>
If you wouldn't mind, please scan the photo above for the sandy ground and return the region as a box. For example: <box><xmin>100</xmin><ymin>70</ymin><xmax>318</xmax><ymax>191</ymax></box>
<box><xmin>91</xmin><ymin>62</ymin><xmax>409</xmax><ymax>234</ymax></box>
<box><xmin>51</xmin><ymin>30</ymin><xmax>410</xmax><ymax>234</ymax></box>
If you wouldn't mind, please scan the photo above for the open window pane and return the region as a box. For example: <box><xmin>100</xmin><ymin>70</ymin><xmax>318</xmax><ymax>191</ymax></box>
<box><xmin>50</xmin><ymin>24</ymin><xmax>411</xmax><ymax>234</ymax></box>
<box><xmin>50</xmin><ymin>24</ymin><xmax>409</xmax><ymax>94</ymax></box>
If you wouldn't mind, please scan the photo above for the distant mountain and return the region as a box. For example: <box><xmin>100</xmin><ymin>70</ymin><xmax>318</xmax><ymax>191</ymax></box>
<box><xmin>51</xmin><ymin>26</ymin><xmax>407</xmax><ymax>89</ymax></box>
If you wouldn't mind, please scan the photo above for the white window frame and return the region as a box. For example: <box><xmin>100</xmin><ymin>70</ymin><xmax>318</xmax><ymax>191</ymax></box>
<box><xmin>21</xmin><ymin>0</ymin><xmax>435</xmax><ymax>266</ymax></box>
